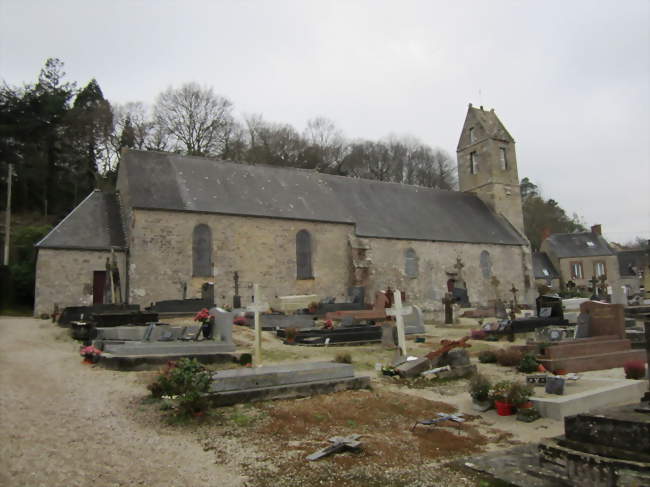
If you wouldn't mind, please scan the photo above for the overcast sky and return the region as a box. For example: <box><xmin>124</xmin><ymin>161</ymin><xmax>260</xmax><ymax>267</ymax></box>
<box><xmin>1</xmin><ymin>0</ymin><xmax>648</xmax><ymax>244</ymax></box>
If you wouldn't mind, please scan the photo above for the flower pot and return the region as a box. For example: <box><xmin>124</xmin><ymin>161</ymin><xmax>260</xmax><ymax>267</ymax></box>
<box><xmin>554</xmin><ymin>369</ymin><xmax>567</xmax><ymax>376</ymax></box>
<box><xmin>516</xmin><ymin>401</ymin><xmax>533</xmax><ymax>411</ymax></box>
<box><xmin>495</xmin><ymin>400</ymin><xmax>514</xmax><ymax>416</ymax></box>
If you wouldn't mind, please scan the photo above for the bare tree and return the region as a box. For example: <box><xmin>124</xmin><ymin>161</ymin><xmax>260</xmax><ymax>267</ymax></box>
<box><xmin>153</xmin><ymin>83</ymin><xmax>234</xmax><ymax>156</ymax></box>
<box><xmin>303</xmin><ymin>116</ymin><xmax>347</xmax><ymax>172</ymax></box>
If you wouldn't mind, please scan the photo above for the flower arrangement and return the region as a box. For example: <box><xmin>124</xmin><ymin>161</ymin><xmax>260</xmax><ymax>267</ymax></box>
<box><xmin>80</xmin><ymin>345</ymin><xmax>102</xmax><ymax>364</ymax></box>
<box><xmin>470</xmin><ymin>329</ymin><xmax>487</xmax><ymax>340</ymax></box>
<box><xmin>468</xmin><ymin>373</ymin><xmax>492</xmax><ymax>402</ymax></box>
<box><xmin>624</xmin><ymin>360</ymin><xmax>647</xmax><ymax>380</ymax></box>
<box><xmin>233</xmin><ymin>316</ymin><xmax>248</xmax><ymax>326</ymax></box>
<box><xmin>489</xmin><ymin>380</ymin><xmax>515</xmax><ymax>403</ymax></box>
<box><xmin>193</xmin><ymin>308</ymin><xmax>210</xmax><ymax>323</ymax></box>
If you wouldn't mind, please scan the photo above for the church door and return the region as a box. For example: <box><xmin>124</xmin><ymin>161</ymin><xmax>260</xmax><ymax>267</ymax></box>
<box><xmin>93</xmin><ymin>271</ymin><xmax>107</xmax><ymax>304</ymax></box>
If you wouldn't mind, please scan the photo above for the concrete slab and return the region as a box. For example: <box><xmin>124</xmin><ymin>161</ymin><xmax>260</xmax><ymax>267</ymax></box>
<box><xmin>103</xmin><ymin>341</ymin><xmax>235</xmax><ymax>356</ymax></box>
<box><xmin>531</xmin><ymin>378</ymin><xmax>648</xmax><ymax>420</ymax></box>
<box><xmin>210</xmin><ymin>362</ymin><xmax>354</xmax><ymax>392</ymax></box>
<box><xmin>209</xmin><ymin>376</ymin><xmax>371</xmax><ymax>407</ymax></box>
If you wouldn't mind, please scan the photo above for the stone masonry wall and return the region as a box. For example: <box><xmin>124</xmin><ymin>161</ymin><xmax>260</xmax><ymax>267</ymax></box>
<box><xmin>126</xmin><ymin>209</ymin><xmax>532</xmax><ymax>311</ymax></box>
<box><xmin>127</xmin><ymin>209</ymin><xmax>353</xmax><ymax>308</ymax></box>
<box><xmin>367</xmin><ymin>238</ymin><xmax>532</xmax><ymax>310</ymax></box>
<box><xmin>34</xmin><ymin>249</ymin><xmax>126</xmax><ymax>316</ymax></box>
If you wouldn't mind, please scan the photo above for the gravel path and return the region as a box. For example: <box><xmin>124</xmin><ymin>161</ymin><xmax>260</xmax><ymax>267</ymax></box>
<box><xmin>0</xmin><ymin>316</ymin><xmax>243</xmax><ymax>487</ymax></box>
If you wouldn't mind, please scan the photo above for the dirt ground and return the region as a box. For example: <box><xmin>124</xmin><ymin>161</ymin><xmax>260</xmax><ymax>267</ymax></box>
<box><xmin>1</xmin><ymin>315</ymin><xmax>577</xmax><ymax>486</ymax></box>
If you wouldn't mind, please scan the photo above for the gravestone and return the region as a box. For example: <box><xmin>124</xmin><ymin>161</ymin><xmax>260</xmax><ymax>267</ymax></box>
<box><xmin>404</xmin><ymin>305</ymin><xmax>425</xmax><ymax>334</ymax></box>
<box><xmin>545</xmin><ymin>376</ymin><xmax>565</xmax><ymax>395</ymax></box>
<box><xmin>495</xmin><ymin>300</ymin><xmax>508</xmax><ymax>320</ymax></box>
<box><xmin>209</xmin><ymin>307</ymin><xmax>234</xmax><ymax>345</ymax></box>
<box><xmin>381</xmin><ymin>322</ymin><xmax>396</xmax><ymax>349</ymax></box>
<box><xmin>574</xmin><ymin>312</ymin><xmax>590</xmax><ymax>338</ymax></box>
<box><xmin>579</xmin><ymin>301</ymin><xmax>625</xmax><ymax>339</ymax></box>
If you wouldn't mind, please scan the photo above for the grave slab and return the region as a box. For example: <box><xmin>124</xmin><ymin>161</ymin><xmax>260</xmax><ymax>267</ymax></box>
<box><xmin>103</xmin><ymin>341</ymin><xmax>235</xmax><ymax>356</ymax></box>
<box><xmin>210</xmin><ymin>362</ymin><xmax>354</xmax><ymax>392</ymax></box>
<box><xmin>531</xmin><ymin>378</ymin><xmax>648</xmax><ymax>420</ymax></box>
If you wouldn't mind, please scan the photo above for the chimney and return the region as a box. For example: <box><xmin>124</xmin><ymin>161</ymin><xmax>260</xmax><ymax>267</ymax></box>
<box><xmin>591</xmin><ymin>224</ymin><xmax>602</xmax><ymax>236</ymax></box>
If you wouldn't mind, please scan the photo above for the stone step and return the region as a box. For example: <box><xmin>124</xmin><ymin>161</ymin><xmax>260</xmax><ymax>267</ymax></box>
<box><xmin>544</xmin><ymin>339</ymin><xmax>632</xmax><ymax>359</ymax></box>
<box><xmin>209</xmin><ymin>361</ymin><xmax>354</xmax><ymax>393</ymax></box>
<box><xmin>564</xmin><ymin>406</ymin><xmax>650</xmax><ymax>455</ymax></box>
<box><xmin>538</xmin><ymin>349</ymin><xmax>647</xmax><ymax>373</ymax></box>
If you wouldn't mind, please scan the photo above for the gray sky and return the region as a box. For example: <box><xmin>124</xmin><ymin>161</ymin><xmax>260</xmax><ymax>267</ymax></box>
<box><xmin>1</xmin><ymin>0</ymin><xmax>648</xmax><ymax>244</ymax></box>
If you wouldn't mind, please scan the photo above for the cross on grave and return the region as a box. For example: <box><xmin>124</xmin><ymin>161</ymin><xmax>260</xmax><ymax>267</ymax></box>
<box><xmin>385</xmin><ymin>289</ymin><xmax>412</xmax><ymax>357</ymax></box>
<box><xmin>246</xmin><ymin>284</ymin><xmax>269</xmax><ymax>367</ymax></box>
<box><xmin>510</xmin><ymin>284</ymin><xmax>519</xmax><ymax>313</ymax></box>
<box><xmin>306</xmin><ymin>434</ymin><xmax>362</xmax><ymax>461</ymax></box>
<box><xmin>232</xmin><ymin>271</ymin><xmax>242</xmax><ymax>308</ymax></box>
<box><xmin>598</xmin><ymin>274</ymin><xmax>608</xmax><ymax>296</ymax></box>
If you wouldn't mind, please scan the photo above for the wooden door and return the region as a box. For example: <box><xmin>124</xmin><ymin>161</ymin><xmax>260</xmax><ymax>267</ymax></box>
<box><xmin>93</xmin><ymin>271</ymin><xmax>107</xmax><ymax>304</ymax></box>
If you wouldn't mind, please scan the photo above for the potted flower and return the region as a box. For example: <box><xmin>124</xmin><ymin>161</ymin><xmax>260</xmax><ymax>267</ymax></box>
<box><xmin>489</xmin><ymin>380</ymin><xmax>516</xmax><ymax>416</ymax></box>
<box><xmin>509</xmin><ymin>381</ymin><xmax>534</xmax><ymax>410</ymax></box>
<box><xmin>468</xmin><ymin>373</ymin><xmax>492</xmax><ymax>411</ymax></box>
<box><xmin>79</xmin><ymin>345</ymin><xmax>102</xmax><ymax>364</ymax></box>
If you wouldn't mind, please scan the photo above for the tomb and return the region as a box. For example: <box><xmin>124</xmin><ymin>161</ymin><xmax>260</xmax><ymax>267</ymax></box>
<box><xmin>207</xmin><ymin>361</ymin><xmax>370</xmax><ymax>407</ymax></box>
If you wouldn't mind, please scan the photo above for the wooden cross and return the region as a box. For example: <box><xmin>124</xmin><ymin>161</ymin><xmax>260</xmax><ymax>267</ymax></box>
<box><xmin>385</xmin><ymin>289</ymin><xmax>412</xmax><ymax>357</ymax></box>
<box><xmin>246</xmin><ymin>284</ymin><xmax>269</xmax><ymax>367</ymax></box>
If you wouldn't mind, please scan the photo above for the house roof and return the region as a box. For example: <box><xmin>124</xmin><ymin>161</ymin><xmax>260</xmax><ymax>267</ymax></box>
<box><xmin>532</xmin><ymin>252</ymin><xmax>560</xmax><ymax>279</ymax></box>
<box><xmin>543</xmin><ymin>232</ymin><xmax>614</xmax><ymax>259</ymax></box>
<box><xmin>617</xmin><ymin>249</ymin><xmax>648</xmax><ymax>276</ymax></box>
<box><xmin>36</xmin><ymin>190</ymin><xmax>126</xmax><ymax>250</ymax></box>
<box><xmin>120</xmin><ymin>150</ymin><xmax>527</xmax><ymax>246</ymax></box>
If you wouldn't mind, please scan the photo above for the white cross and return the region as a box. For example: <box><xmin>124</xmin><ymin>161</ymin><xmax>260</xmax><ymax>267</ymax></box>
<box><xmin>385</xmin><ymin>289</ymin><xmax>411</xmax><ymax>357</ymax></box>
<box><xmin>246</xmin><ymin>284</ymin><xmax>269</xmax><ymax>367</ymax></box>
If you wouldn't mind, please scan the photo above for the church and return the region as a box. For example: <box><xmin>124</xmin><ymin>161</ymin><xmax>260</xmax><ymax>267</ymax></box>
<box><xmin>34</xmin><ymin>105</ymin><xmax>534</xmax><ymax>316</ymax></box>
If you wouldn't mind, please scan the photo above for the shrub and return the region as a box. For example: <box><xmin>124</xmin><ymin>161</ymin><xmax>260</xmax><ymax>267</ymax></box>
<box><xmin>509</xmin><ymin>381</ymin><xmax>533</xmax><ymax>405</ymax></box>
<box><xmin>471</xmin><ymin>329</ymin><xmax>487</xmax><ymax>340</ymax></box>
<box><xmin>469</xmin><ymin>373</ymin><xmax>491</xmax><ymax>402</ymax></box>
<box><xmin>238</xmin><ymin>353</ymin><xmax>253</xmax><ymax>366</ymax></box>
<box><xmin>147</xmin><ymin>358</ymin><xmax>212</xmax><ymax>416</ymax></box>
<box><xmin>489</xmin><ymin>380</ymin><xmax>515</xmax><ymax>403</ymax></box>
<box><xmin>517</xmin><ymin>354</ymin><xmax>539</xmax><ymax>373</ymax></box>
<box><xmin>478</xmin><ymin>350</ymin><xmax>497</xmax><ymax>363</ymax></box>
<box><xmin>624</xmin><ymin>360</ymin><xmax>647</xmax><ymax>380</ymax></box>
<box><xmin>334</xmin><ymin>352</ymin><xmax>352</xmax><ymax>364</ymax></box>
<box><xmin>496</xmin><ymin>348</ymin><xmax>523</xmax><ymax>367</ymax></box>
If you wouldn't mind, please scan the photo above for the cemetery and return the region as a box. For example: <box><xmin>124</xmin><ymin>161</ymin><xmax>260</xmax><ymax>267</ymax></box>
<box><xmin>34</xmin><ymin>278</ymin><xmax>647</xmax><ymax>486</ymax></box>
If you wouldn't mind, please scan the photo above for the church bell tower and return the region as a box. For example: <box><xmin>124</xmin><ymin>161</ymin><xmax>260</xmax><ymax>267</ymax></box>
<box><xmin>456</xmin><ymin>104</ymin><xmax>525</xmax><ymax>235</ymax></box>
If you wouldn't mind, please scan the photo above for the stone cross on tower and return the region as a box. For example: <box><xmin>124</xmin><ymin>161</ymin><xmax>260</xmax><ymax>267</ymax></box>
<box><xmin>246</xmin><ymin>284</ymin><xmax>269</xmax><ymax>367</ymax></box>
<box><xmin>386</xmin><ymin>289</ymin><xmax>412</xmax><ymax>357</ymax></box>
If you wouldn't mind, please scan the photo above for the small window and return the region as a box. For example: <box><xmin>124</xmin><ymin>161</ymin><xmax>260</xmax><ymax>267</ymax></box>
<box><xmin>192</xmin><ymin>224</ymin><xmax>213</xmax><ymax>277</ymax></box>
<box><xmin>479</xmin><ymin>250</ymin><xmax>492</xmax><ymax>278</ymax></box>
<box><xmin>470</xmin><ymin>152</ymin><xmax>478</xmax><ymax>174</ymax></box>
<box><xmin>570</xmin><ymin>262</ymin><xmax>583</xmax><ymax>280</ymax></box>
<box><xmin>499</xmin><ymin>147</ymin><xmax>508</xmax><ymax>170</ymax></box>
<box><xmin>594</xmin><ymin>262</ymin><xmax>606</xmax><ymax>277</ymax></box>
<box><xmin>404</xmin><ymin>248</ymin><xmax>418</xmax><ymax>278</ymax></box>
<box><xmin>296</xmin><ymin>230</ymin><xmax>313</xmax><ymax>279</ymax></box>
<box><xmin>469</xmin><ymin>127</ymin><xmax>476</xmax><ymax>143</ymax></box>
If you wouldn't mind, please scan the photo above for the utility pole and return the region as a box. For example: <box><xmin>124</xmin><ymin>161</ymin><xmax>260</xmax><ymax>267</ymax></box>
<box><xmin>3</xmin><ymin>163</ymin><xmax>13</xmax><ymax>265</ymax></box>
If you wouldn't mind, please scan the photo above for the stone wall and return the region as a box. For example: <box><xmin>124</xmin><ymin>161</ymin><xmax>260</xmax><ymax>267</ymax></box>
<box><xmin>34</xmin><ymin>249</ymin><xmax>126</xmax><ymax>316</ymax></box>
<box><xmin>126</xmin><ymin>209</ymin><xmax>532</xmax><ymax>311</ymax></box>
<box><xmin>126</xmin><ymin>209</ymin><xmax>354</xmax><ymax>307</ymax></box>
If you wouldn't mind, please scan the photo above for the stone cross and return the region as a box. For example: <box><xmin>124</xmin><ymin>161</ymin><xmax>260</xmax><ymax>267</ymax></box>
<box><xmin>385</xmin><ymin>289</ymin><xmax>412</xmax><ymax>357</ymax></box>
<box><xmin>442</xmin><ymin>293</ymin><xmax>455</xmax><ymax>325</ymax></box>
<box><xmin>246</xmin><ymin>284</ymin><xmax>269</xmax><ymax>367</ymax></box>
<box><xmin>589</xmin><ymin>275</ymin><xmax>599</xmax><ymax>299</ymax></box>
<box><xmin>454</xmin><ymin>257</ymin><xmax>465</xmax><ymax>274</ymax></box>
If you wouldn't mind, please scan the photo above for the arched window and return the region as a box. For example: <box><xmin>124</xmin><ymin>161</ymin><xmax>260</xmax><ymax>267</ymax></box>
<box><xmin>192</xmin><ymin>224</ymin><xmax>212</xmax><ymax>277</ymax></box>
<box><xmin>296</xmin><ymin>230</ymin><xmax>313</xmax><ymax>279</ymax></box>
<box><xmin>480</xmin><ymin>250</ymin><xmax>492</xmax><ymax>279</ymax></box>
<box><xmin>404</xmin><ymin>248</ymin><xmax>418</xmax><ymax>278</ymax></box>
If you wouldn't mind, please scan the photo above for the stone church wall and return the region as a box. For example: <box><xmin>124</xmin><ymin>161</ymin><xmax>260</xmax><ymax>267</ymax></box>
<box><xmin>126</xmin><ymin>209</ymin><xmax>532</xmax><ymax>312</ymax></box>
<box><xmin>367</xmin><ymin>238</ymin><xmax>532</xmax><ymax>310</ymax></box>
<box><xmin>126</xmin><ymin>209</ymin><xmax>354</xmax><ymax>307</ymax></box>
<box><xmin>34</xmin><ymin>249</ymin><xmax>126</xmax><ymax>316</ymax></box>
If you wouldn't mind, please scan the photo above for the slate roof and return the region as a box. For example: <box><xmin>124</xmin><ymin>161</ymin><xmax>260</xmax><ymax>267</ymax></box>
<box><xmin>36</xmin><ymin>190</ymin><xmax>126</xmax><ymax>250</ymax></box>
<box><xmin>543</xmin><ymin>232</ymin><xmax>614</xmax><ymax>259</ymax></box>
<box><xmin>120</xmin><ymin>150</ymin><xmax>527</xmax><ymax>246</ymax></box>
<box><xmin>532</xmin><ymin>252</ymin><xmax>559</xmax><ymax>279</ymax></box>
<box><xmin>617</xmin><ymin>249</ymin><xmax>648</xmax><ymax>276</ymax></box>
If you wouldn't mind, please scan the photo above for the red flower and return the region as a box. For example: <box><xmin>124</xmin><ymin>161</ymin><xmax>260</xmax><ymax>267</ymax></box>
<box><xmin>194</xmin><ymin>308</ymin><xmax>210</xmax><ymax>322</ymax></box>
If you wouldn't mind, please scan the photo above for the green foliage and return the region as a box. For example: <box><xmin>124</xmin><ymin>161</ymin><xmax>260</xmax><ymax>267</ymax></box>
<box><xmin>517</xmin><ymin>354</ymin><xmax>539</xmax><ymax>373</ymax></box>
<box><xmin>509</xmin><ymin>382</ymin><xmax>533</xmax><ymax>405</ymax></box>
<box><xmin>520</xmin><ymin>177</ymin><xmax>586</xmax><ymax>251</ymax></box>
<box><xmin>489</xmin><ymin>380</ymin><xmax>516</xmax><ymax>402</ymax></box>
<box><xmin>8</xmin><ymin>225</ymin><xmax>51</xmax><ymax>305</ymax></box>
<box><xmin>334</xmin><ymin>352</ymin><xmax>352</xmax><ymax>364</ymax></box>
<box><xmin>148</xmin><ymin>358</ymin><xmax>212</xmax><ymax>417</ymax></box>
<box><xmin>468</xmin><ymin>373</ymin><xmax>492</xmax><ymax>401</ymax></box>
<box><xmin>478</xmin><ymin>350</ymin><xmax>497</xmax><ymax>363</ymax></box>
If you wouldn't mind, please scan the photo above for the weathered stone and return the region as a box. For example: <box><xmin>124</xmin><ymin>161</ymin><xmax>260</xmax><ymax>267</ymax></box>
<box><xmin>439</xmin><ymin>349</ymin><xmax>470</xmax><ymax>367</ymax></box>
<box><xmin>103</xmin><ymin>341</ymin><xmax>235</xmax><ymax>356</ymax></box>
<box><xmin>396</xmin><ymin>357</ymin><xmax>434</xmax><ymax>378</ymax></box>
<box><xmin>579</xmin><ymin>300</ymin><xmax>625</xmax><ymax>339</ymax></box>
<box><xmin>545</xmin><ymin>376</ymin><xmax>565</xmax><ymax>395</ymax></box>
